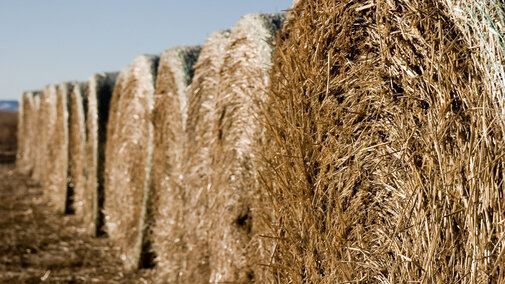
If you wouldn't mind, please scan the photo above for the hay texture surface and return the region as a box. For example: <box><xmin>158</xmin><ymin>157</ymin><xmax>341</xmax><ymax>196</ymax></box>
<box><xmin>45</xmin><ymin>82</ymin><xmax>72</xmax><ymax>214</ymax></box>
<box><xmin>263</xmin><ymin>0</ymin><xmax>505</xmax><ymax>282</ymax></box>
<box><xmin>209</xmin><ymin>13</ymin><xmax>283</xmax><ymax>283</ymax></box>
<box><xmin>16</xmin><ymin>91</ymin><xmax>38</xmax><ymax>175</ymax></box>
<box><xmin>85</xmin><ymin>72</ymin><xmax>118</xmax><ymax>236</ymax></box>
<box><xmin>103</xmin><ymin>55</ymin><xmax>159</xmax><ymax>271</ymax></box>
<box><xmin>69</xmin><ymin>82</ymin><xmax>88</xmax><ymax>217</ymax></box>
<box><xmin>150</xmin><ymin>46</ymin><xmax>200</xmax><ymax>282</ymax></box>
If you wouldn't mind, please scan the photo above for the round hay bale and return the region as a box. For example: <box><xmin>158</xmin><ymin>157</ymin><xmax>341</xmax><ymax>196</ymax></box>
<box><xmin>263</xmin><ymin>0</ymin><xmax>504</xmax><ymax>282</ymax></box>
<box><xmin>45</xmin><ymin>82</ymin><xmax>73</xmax><ymax>214</ymax></box>
<box><xmin>69</xmin><ymin>82</ymin><xmax>88</xmax><ymax>218</ymax></box>
<box><xmin>103</xmin><ymin>55</ymin><xmax>159</xmax><ymax>271</ymax></box>
<box><xmin>177</xmin><ymin>30</ymin><xmax>231</xmax><ymax>283</ymax></box>
<box><xmin>16</xmin><ymin>93</ymin><xmax>26</xmax><ymax>170</ymax></box>
<box><xmin>150</xmin><ymin>45</ymin><xmax>201</xmax><ymax>282</ymax></box>
<box><xmin>209</xmin><ymin>13</ymin><xmax>284</xmax><ymax>283</ymax></box>
<box><xmin>29</xmin><ymin>92</ymin><xmax>41</xmax><ymax>180</ymax></box>
<box><xmin>85</xmin><ymin>72</ymin><xmax>118</xmax><ymax>236</ymax></box>
<box><xmin>33</xmin><ymin>85</ymin><xmax>57</xmax><ymax>185</ymax></box>
<box><xmin>16</xmin><ymin>91</ymin><xmax>37</xmax><ymax>174</ymax></box>
<box><xmin>39</xmin><ymin>84</ymin><xmax>58</xmax><ymax>189</ymax></box>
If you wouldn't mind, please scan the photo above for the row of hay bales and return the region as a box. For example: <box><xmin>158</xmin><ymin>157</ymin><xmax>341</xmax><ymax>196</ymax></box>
<box><xmin>16</xmin><ymin>0</ymin><xmax>505</xmax><ymax>282</ymax></box>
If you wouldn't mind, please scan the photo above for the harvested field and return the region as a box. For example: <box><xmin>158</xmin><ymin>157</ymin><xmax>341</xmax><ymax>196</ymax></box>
<box><xmin>69</xmin><ymin>82</ymin><xmax>88</xmax><ymax>217</ymax></box>
<box><xmin>209</xmin><ymin>13</ymin><xmax>284</xmax><ymax>283</ymax></box>
<box><xmin>85</xmin><ymin>72</ymin><xmax>118</xmax><ymax>236</ymax></box>
<box><xmin>104</xmin><ymin>55</ymin><xmax>159</xmax><ymax>271</ymax></box>
<box><xmin>262</xmin><ymin>0</ymin><xmax>505</xmax><ymax>282</ymax></box>
<box><xmin>0</xmin><ymin>162</ymin><xmax>153</xmax><ymax>283</ymax></box>
<box><xmin>13</xmin><ymin>0</ymin><xmax>505</xmax><ymax>282</ymax></box>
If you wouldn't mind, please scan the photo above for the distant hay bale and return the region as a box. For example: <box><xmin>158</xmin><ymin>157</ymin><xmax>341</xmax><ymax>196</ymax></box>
<box><xmin>150</xmin><ymin>46</ymin><xmax>201</xmax><ymax>282</ymax></box>
<box><xmin>177</xmin><ymin>31</ymin><xmax>231</xmax><ymax>283</ymax></box>
<box><xmin>85</xmin><ymin>72</ymin><xmax>118</xmax><ymax>236</ymax></box>
<box><xmin>263</xmin><ymin>0</ymin><xmax>505</xmax><ymax>282</ymax></box>
<box><xmin>45</xmin><ymin>82</ymin><xmax>72</xmax><ymax>214</ymax></box>
<box><xmin>16</xmin><ymin>92</ymin><xmax>26</xmax><ymax>170</ymax></box>
<box><xmin>103</xmin><ymin>55</ymin><xmax>159</xmax><ymax>271</ymax></box>
<box><xmin>69</xmin><ymin>82</ymin><xmax>88</xmax><ymax>218</ymax></box>
<box><xmin>16</xmin><ymin>91</ymin><xmax>38</xmax><ymax>174</ymax></box>
<box><xmin>29</xmin><ymin>93</ymin><xmax>41</xmax><ymax>179</ymax></box>
<box><xmin>208</xmin><ymin>14</ymin><xmax>284</xmax><ymax>283</ymax></box>
<box><xmin>37</xmin><ymin>85</ymin><xmax>58</xmax><ymax>188</ymax></box>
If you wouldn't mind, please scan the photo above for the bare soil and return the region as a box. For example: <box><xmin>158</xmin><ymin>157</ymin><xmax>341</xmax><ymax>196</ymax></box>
<box><xmin>0</xmin><ymin>162</ymin><xmax>153</xmax><ymax>283</ymax></box>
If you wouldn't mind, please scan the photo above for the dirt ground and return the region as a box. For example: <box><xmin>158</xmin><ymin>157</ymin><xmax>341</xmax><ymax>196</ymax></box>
<box><xmin>0</xmin><ymin>162</ymin><xmax>154</xmax><ymax>283</ymax></box>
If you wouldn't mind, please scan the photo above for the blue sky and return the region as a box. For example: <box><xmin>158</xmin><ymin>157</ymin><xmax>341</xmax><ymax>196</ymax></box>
<box><xmin>0</xmin><ymin>0</ymin><xmax>292</xmax><ymax>100</ymax></box>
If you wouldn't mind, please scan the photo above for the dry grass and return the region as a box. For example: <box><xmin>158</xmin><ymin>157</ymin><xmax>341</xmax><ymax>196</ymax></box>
<box><xmin>69</xmin><ymin>82</ymin><xmax>88</xmax><ymax>217</ymax></box>
<box><xmin>85</xmin><ymin>72</ymin><xmax>118</xmax><ymax>236</ymax></box>
<box><xmin>103</xmin><ymin>55</ymin><xmax>159</xmax><ymax>271</ymax></box>
<box><xmin>261</xmin><ymin>0</ymin><xmax>505</xmax><ymax>282</ymax></box>
<box><xmin>149</xmin><ymin>46</ymin><xmax>200</xmax><ymax>282</ymax></box>
<box><xmin>208</xmin><ymin>13</ymin><xmax>284</xmax><ymax>283</ymax></box>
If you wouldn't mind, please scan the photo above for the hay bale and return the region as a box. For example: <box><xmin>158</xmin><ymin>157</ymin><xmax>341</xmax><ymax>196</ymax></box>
<box><xmin>37</xmin><ymin>85</ymin><xmax>58</xmax><ymax>189</ymax></box>
<box><xmin>16</xmin><ymin>93</ymin><xmax>26</xmax><ymax>170</ymax></box>
<box><xmin>45</xmin><ymin>82</ymin><xmax>73</xmax><ymax>214</ymax></box>
<box><xmin>32</xmin><ymin>86</ymin><xmax>57</xmax><ymax>185</ymax></box>
<box><xmin>103</xmin><ymin>55</ymin><xmax>159</xmax><ymax>271</ymax></box>
<box><xmin>69</xmin><ymin>82</ymin><xmax>88</xmax><ymax>218</ymax></box>
<box><xmin>263</xmin><ymin>0</ymin><xmax>505</xmax><ymax>282</ymax></box>
<box><xmin>85</xmin><ymin>72</ymin><xmax>118</xmax><ymax>236</ymax></box>
<box><xmin>16</xmin><ymin>91</ymin><xmax>37</xmax><ymax>174</ymax></box>
<box><xmin>150</xmin><ymin>45</ymin><xmax>201</xmax><ymax>282</ymax></box>
<box><xmin>208</xmin><ymin>14</ymin><xmax>284</xmax><ymax>283</ymax></box>
<box><xmin>29</xmin><ymin>93</ymin><xmax>41</xmax><ymax>179</ymax></box>
<box><xmin>177</xmin><ymin>31</ymin><xmax>231</xmax><ymax>283</ymax></box>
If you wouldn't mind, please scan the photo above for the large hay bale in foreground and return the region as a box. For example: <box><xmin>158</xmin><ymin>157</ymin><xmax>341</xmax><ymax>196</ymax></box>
<box><xmin>16</xmin><ymin>91</ymin><xmax>38</xmax><ymax>174</ymax></box>
<box><xmin>45</xmin><ymin>82</ymin><xmax>73</xmax><ymax>214</ymax></box>
<box><xmin>85</xmin><ymin>72</ymin><xmax>118</xmax><ymax>236</ymax></box>
<box><xmin>263</xmin><ymin>0</ymin><xmax>505</xmax><ymax>282</ymax></box>
<box><xmin>150</xmin><ymin>45</ymin><xmax>200</xmax><ymax>282</ymax></box>
<box><xmin>103</xmin><ymin>55</ymin><xmax>159</xmax><ymax>271</ymax></box>
<box><xmin>208</xmin><ymin>13</ymin><xmax>284</xmax><ymax>283</ymax></box>
<box><xmin>69</xmin><ymin>82</ymin><xmax>88</xmax><ymax>217</ymax></box>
